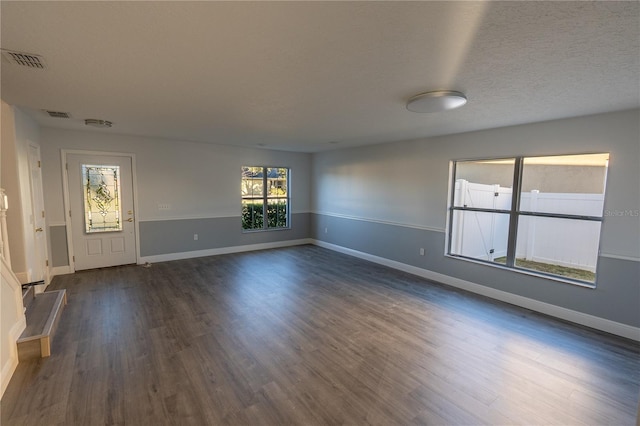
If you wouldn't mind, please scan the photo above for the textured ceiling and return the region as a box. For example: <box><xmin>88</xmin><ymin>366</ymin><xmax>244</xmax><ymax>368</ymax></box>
<box><xmin>1</xmin><ymin>1</ymin><xmax>638</xmax><ymax>152</ymax></box>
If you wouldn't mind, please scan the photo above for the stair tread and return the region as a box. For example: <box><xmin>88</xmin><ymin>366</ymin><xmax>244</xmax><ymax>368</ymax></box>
<box><xmin>18</xmin><ymin>290</ymin><xmax>66</xmax><ymax>342</ymax></box>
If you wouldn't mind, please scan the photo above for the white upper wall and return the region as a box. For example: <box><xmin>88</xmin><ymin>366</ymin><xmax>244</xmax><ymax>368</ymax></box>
<box><xmin>312</xmin><ymin>109</ymin><xmax>640</xmax><ymax>259</ymax></box>
<box><xmin>1</xmin><ymin>102</ymin><xmax>42</xmax><ymax>279</ymax></box>
<box><xmin>0</xmin><ymin>101</ymin><xmax>25</xmax><ymax>271</ymax></box>
<box><xmin>40</xmin><ymin>129</ymin><xmax>312</xmax><ymax>226</ymax></box>
<box><xmin>13</xmin><ymin>107</ymin><xmax>41</xmax><ymax>281</ymax></box>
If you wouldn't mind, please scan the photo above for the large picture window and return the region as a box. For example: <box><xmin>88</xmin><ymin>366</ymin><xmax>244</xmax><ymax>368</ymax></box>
<box><xmin>448</xmin><ymin>153</ymin><xmax>609</xmax><ymax>285</ymax></box>
<box><xmin>242</xmin><ymin>167</ymin><xmax>290</xmax><ymax>231</ymax></box>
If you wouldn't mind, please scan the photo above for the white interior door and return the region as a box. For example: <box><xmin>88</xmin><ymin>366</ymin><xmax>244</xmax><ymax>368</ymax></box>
<box><xmin>28</xmin><ymin>144</ymin><xmax>49</xmax><ymax>283</ymax></box>
<box><xmin>67</xmin><ymin>153</ymin><xmax>137</xmax><ymax>271</ymax></box>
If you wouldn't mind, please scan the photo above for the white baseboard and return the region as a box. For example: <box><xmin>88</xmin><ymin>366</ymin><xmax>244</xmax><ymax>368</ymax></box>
<box><xmin>50</xmin><ymin>265</ymin><xmax>72</xmax><ymax>279</ymax></box>
<box><xmin>139</xmin><ymin>239</ymin><xmax>314</xmax><ymax>264</ymax></box>
<box><xmin>33</xmin><ymin>283</ymin><xmax>49</xmax><ymax>295</ymax></box>
<box><xmin>1</xmin><ymin>316</ymin><xmax>26</xmax><ymax>399</ymax></box>
<box><xmin>313</xmin><ymin>240</ymin><xmax>640</xmax><ymax>342</ymax></box>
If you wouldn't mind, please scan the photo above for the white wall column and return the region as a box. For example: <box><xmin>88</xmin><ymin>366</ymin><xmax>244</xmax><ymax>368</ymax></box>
<box><xmin>0</xmin><ymin>188</ymin><xmax>11</xmax><ymax>265</ymax></box>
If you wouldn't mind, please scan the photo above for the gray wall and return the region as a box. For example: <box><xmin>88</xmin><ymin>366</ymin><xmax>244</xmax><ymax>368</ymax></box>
<box><xmin>48</xmin><ymin>225</ymin><xmax>69</xmax><ymax>267</ymax></box>
<box><xmin>312</xmin><ymin>109</ymin><xmax>640</xmax><ymax>327</ymax></box>
<box><xmin>39</xmin><ymin>110</ymin><xmax>639</xmax><ymax>329</ymax></box>
<box><xmin>139</xmin><ymin>213</ymin><xmax>310</xmax><ymax>257</ymax></box>
<box><xmin>40</xmin><ymin>128</ymin><xmax>312</xmax><ymax>265</ymax></box>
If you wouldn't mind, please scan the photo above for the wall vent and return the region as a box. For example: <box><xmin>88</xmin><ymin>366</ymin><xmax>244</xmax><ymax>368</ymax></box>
<box><xmin>1</xmin><ymin>49</ymin><xmax>47</xmax><ymax>69</ymax></box>
<box><xmin>45</xmin><ymin>110</ymin><xmax>71</xmax><ymax>119</ymax></box>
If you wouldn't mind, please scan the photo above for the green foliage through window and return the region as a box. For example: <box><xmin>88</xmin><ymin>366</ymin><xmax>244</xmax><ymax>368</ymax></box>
<box><xmin>241</xmin><ymin>167</ymin><xmax>290</xmax><ymax>230</ymax></box>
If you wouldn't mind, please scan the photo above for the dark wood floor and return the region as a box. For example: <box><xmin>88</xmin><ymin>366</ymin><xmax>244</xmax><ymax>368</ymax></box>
<box><xmin>2</xmin><ymin>245</ymin><xmax>639</xmax><ymax>425</ymax></box>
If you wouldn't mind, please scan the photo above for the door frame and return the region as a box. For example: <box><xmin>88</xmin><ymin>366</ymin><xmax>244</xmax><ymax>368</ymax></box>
<box><xmin>61</xmin><ymin>149</ymin><xmax>141</xmax><ymax>273</ymax></box>
<box><xmin>27</xmin><ymin>143</ymin><xmax>50</xmax><ymax>286</ymax></box>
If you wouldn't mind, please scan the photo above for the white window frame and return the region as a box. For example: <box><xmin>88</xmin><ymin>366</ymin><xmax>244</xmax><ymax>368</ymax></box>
<box><xmin>241</xmin><ymin>166</ymin><xmax>290</xmax><ymax>231</ymax></box>
<box><xmin>446</xmin><ymin>154</ymin><xmax>608</xmax><ymax>287</ymax></box>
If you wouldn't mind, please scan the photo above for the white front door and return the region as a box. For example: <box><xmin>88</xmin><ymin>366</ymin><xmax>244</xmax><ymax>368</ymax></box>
<box><xmin>28</xmin><ymin>144</ymin><xmax>49</xmax><ymax>283</ymax></box>
<box><xmin>67</xmin><ymin>153</ymin><xmax>137</xmax><ymax>271</ymax></box>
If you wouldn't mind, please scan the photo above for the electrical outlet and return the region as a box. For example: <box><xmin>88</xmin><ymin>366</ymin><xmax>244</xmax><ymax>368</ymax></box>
<box><xmin>420</xmin><ymin>248</ymin><xmax>425</xmax><ymax>256</ymax></box>
<box><xmin>193</xmin><ymin>234</ymin><xmax>198</xmax><ymax>241</ymax></box>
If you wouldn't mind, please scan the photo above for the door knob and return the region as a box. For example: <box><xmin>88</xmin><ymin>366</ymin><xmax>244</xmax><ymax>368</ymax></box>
<box><xmin>35</xmin><ymin>227</ymin><xmax>43</xmax><ymax>232</ymax></box>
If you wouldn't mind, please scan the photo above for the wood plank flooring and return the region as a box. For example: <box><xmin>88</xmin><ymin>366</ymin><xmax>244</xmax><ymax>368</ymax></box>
<box><xmin>2</xmin><ymin>245</ymin><xmax>639</xmax><ymax>425</ymax></box>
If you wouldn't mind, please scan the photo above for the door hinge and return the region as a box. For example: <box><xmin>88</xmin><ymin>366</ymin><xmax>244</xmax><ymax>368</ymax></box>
<box><xmin>65</xmin><ymin>163</ymin><xmax>68</xmax><ymax>171</ymax></box>
<box><xmin>46</xmin><ymin>260</ymin><xmax>49</xmax><ymax>267</ymax></box>
<box><xmin>42</xmin><ymin>210</ymin><xmax>45</xmax><ymax>218</ymax></box>
<box><xmin>69</xmin><ymin>210</ymin><xmax>72</xmax><ymax>217</ymax></box>
<box><xmin>72</xmin><ymin>256</ymin><xmax>75</xmax><ymax>262</ymax></box>
<box><xmin>38</xmin><ymin>160</ymin><xmax>41</xmax><ymax>168</ymax></box>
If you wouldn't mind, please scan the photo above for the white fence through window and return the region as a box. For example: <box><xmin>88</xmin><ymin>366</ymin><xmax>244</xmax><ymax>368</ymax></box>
<box><xmin>450</xmin><ymin>179</ymin><xmax>604</xmax><ymax>272</ymax></box>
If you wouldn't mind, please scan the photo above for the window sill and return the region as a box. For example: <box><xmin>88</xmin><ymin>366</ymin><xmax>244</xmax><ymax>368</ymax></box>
<box><xmin>444</xmin><ymin>254</ymin><xmax>597</xmax><ymax>289</ymax></box>
<box><xmin>242</xmin><ymin>227</ymin><xmax>291</xmax><ymax>234</ymax></box>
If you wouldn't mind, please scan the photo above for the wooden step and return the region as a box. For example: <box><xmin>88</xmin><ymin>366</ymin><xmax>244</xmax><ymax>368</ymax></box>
<box><xmin>17</xmin><ymin>289</ymin><xmax>67</xmax><ymax>360</ymax></box>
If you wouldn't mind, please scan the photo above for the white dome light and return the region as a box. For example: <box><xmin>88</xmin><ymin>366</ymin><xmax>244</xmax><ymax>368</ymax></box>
<box><xmin>406</xmin><ymin>90</ymin><xmax>467</xmax><ymax>113</ymax></box>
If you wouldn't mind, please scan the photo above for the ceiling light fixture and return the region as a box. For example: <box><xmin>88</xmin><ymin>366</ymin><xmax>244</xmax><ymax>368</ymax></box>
<box><xmin>406</xmin><ymin>90</ymin><xmax>467</xmax><ymax>113</ymax></box>
<box><xmin>85</xmin><ymin>119</ymin><xmax>113</xmax><ymax>128</ymax></box>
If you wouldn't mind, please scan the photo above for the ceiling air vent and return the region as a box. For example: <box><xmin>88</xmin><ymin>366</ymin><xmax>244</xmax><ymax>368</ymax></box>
<box><xmin>1</xmin><ymin>49</ymin><xmax>47</xmax><ymax>69</ymax></box>
<box><xmin>45</xmin><ymin>110</ymin><xmax>71</xmax><ymax>119</ymax></box>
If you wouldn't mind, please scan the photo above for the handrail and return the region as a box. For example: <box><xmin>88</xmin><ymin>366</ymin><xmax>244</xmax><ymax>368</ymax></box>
<box><xmin>21</xmin><ymin>280</ymin><xmax>45</xmax><ymax>290</ymax></box>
